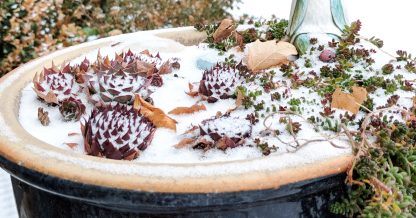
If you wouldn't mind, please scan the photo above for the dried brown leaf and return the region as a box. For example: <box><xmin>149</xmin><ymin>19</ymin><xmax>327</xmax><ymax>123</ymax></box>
<box><xmin>168</xmin><ymin>104</ymin><xmax>206</xmax><ymax>115</ymax></box>
<box><xmin>175</xmin><ymin>138</ymin><xmax>196</xmax><ymax>148</ymax></box>
<box><xmin>65</xmin><ymin>143</ymin><xmax>78</xmax><ymax>149</ymax></box>
<box><xmin>247</xmin><ymin>40</ymin><xmax>297</xmax><ymax>72</ymax></box>
<box><xmin>133</xmin><ymin>95</ymin><xmax>177</xmax><ymax>131</ymax></box>
<box><xmin>213</xmin><ymin>19</ymin><xmax>235</xmax><ymax>43</ymax></box>
<box><xmin>185</xmin><ymin>83</ymin><xmax>199</xmax><ymax>97</ymax></box>
<box><xmin>68</xmin><ymin>132</ymin><xmax>80</xmax><ymax>137</ymax></box>
<box><xmin>331</xmin><ymin>86</ymin><xmax>368</xmax><ymax>114</ymax></box>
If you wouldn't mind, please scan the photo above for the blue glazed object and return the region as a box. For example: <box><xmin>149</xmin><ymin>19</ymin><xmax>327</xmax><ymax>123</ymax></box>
<box><xmin>288</xmin><ymin>0</ymin><xmax>348</xmax><ymax>54</ymax></box>
<box><xmin>196</xmin><ymin>58</ymin><xmax>216</xmax><ymax>71</ymax></box>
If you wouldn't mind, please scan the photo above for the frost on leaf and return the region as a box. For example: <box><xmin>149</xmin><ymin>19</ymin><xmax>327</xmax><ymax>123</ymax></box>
<box><xmin>247</xmin><ymin>40</ymin><xmax>298</xmax><ymax>72</ymax></box>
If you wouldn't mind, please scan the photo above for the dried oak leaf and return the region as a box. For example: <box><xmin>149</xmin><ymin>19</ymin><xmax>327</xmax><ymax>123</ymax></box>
<box><xmin>331</xmin><ymin>86</ymin><xmax>368</xmax><ymax>114</ymax></box>
<box><xmin>247</xmin><ymin>40</ymin><xmax>298</xmax><ymax>72</ymax></box>
<box><xmin>38</xmin><ymin>107</ymin><xmax>50</xmax><ymax>126</ymax></box>
<box><xmin>213</xmin><ymin>19</ymin><xmax>235</xmax><ymax>43</ymax></box>
<box><xmin>168</xmin><ymin>103</ymin><xmax>206</xmax><ymax>115</ymax></box>
<box><xmin>133</xmin><ymin>95</ymin><xmax>177</xmax><ymax>131</ymax></box>
<box><xmin>174</xmin><ymin>138</ymin><xmax>196</xmax><ymax>148</ymax></box>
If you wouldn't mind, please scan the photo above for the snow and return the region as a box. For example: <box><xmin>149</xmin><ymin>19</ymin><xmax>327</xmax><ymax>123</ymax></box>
<box><xmin>2</xmin><ymin>1</ymin><xmax>416</xmax><ymax>217</ymax></box>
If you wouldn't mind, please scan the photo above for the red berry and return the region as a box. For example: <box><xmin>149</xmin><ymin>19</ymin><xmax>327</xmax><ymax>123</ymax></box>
<box><xmin>319</xmin><ymin>50</ymin><xmax>336</xmax><ymax>63</ymax></box>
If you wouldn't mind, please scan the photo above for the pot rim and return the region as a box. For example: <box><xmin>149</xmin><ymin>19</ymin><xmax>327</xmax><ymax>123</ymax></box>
<box><xmin>0</xmin><ymin>27</ymin><xmax>353</xmax><ymax>193</ymax></box>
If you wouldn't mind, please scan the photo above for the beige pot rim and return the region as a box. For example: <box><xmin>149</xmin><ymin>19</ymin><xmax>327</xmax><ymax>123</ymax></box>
<box><xmin>0</xmin><ymin>27</ymin><xmax>353</xmax><ymax>193</ymax></box>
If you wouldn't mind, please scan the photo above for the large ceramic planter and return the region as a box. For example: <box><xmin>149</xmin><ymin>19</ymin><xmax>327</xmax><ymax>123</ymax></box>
<box><xmin>0</xmin><ymin>27</ymin><xmax>353</xmax><ymax>217</ymax></box>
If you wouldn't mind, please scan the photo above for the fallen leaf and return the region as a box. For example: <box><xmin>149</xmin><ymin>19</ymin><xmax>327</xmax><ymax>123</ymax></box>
<box><xmin>213</xmin><ymin>19</ymin><xmax>235</xmax><ymax>43</ymax></box>
<box><xmin>247</xmin><ymin>40</ymin><xmax>297</xmax><ymax>72</ymax></box>
<box><xmin>331</xmin><ymin>86</ymin><xmax>368</xmax><ymax>114</ymax></box>
<box><xmin>185</xmin><ymin>83</ymin><xmax>199</xmax><ymax>97</ymax></box>
<box><xmin>174</xmin><ymin>138</ymin><xmax>196</xmax><ymax>148</ymax></box>
<box><xmin>169</xmin><ymin>103</ymin><xmax>206</xmax><ymax>115</ymax></box>
<box><xmin>68</xmin><ymin>132</ymin><xmax>80</xmax><ymax>137</ymax></box>
<box><xmin>133</xmin><ymin>95</ymin><xmax>177</xmax><ymax>131</ymax></box>
<box><xmin>65</xmin><ymin>143</ymin><xmax>78</xmax><ymax>149</ymax></box>
<box><xmin>234</xmin><ymin>31</ymin><xmax>244</xmax><ymax>50</ymax></box>
<box><xmin>235</xmin><ymin>89</ymin><xmax>244</xmax><ymax>108</ymax></box>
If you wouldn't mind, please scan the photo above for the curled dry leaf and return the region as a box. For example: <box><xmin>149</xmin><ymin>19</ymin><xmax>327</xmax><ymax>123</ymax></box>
<box><xmin>213</xmin><ymin>18</ymin><xmax>235</xmax><ymax>43</ymax></box>
<box><xmin>331</xmin><ymin>86</ymin><xmax>368</xmax><ymax>114</ymax></box>
<box><xmin>38</xmin><ymin>107</ymin><xmax>50</xmax><ymax>126</ymax></box>
<box><xmin>68</xmin><ymin>132</ymin><xmax>80</xmax><ymax>137</ymax></box>
<box><xmin>168</xmin><ymin>103</ymin><xmax>206</xmax><ymax>115</ymax></box>
<box><xmin>185</xmin><ymin>82</ymin><xmax>199</xmax><ymax>97</ymax></box>
<box><xmin>133</xmin><ymin>95</ymin><xmax>177</xmax><ymax>131</ymax></box>
<box><xmin>247</xmin><ymin>40</ymin><xmax>298</xmax><ymax>72</ymax></box>
<box><xmin>65</xmin><ymin>143</ymin><xmax>78</xmax><ymax>149</ymax></box>
<box><xmin>174</xmin><ymin>138</ymin><xmax>196</xmax><ymax>149</ymax></box>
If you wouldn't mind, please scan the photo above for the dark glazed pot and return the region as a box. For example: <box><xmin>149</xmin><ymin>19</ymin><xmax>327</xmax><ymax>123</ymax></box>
<box><xmin>0</xmin><ymin>27</ymin><xmax>353</xmax><ymax>217</ymax></box>
<box><xmin>1</xmin><ymin>155</ymin><xmax>346</xmax><ymax>218</ymax></box>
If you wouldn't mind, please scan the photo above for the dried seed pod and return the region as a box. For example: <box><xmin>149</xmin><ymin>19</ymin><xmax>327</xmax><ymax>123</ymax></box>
<box><xmin>38</xmin><ymin>107</ymin><xmax>50</xmax><ymax>126</ymax></box>
<box><xmin>81</xmin><ymin>103</ymin><xmax>156</xmax><ymax>160</ymax></box>
<box><xmin>33</xmin><ymin>64</ymin><xmax>81</xmax><ymax>105</ymax></box>
<box><xmin>198</xmin><ymin>63</ymin><xmax>247</xmax><ymax>103</ymax></box>
<box><xmin>59</xmin><ymin>97</ymin><xmax>86</xmax><ymax>121</ymax></box>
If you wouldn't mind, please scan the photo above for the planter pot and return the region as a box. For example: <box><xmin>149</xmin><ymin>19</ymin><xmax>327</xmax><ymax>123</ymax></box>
<box><xmin>0</xmin><ymin>27</ymin><xmax>353</xmax><ymax>217</ymax></box>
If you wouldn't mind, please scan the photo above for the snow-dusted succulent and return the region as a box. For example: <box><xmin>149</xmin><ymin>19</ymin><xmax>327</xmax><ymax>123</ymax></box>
<box><xmin>81</xmin><ymin>103</ymin><xmax>156</xmax><ymax>160</ymax></box>
<box><xmin>198</xmin><ymin>63</ymin><xmax>247</xmax><ymax>103</ymax></box>
<box><xmin>59</xmin><ymin>97</ymin><xmax>86</xmax><ymax>121</ymax></box>
<box><xmin>85</xmin><ymin>50</ymin><xmax>179</xmax><ymax>105</ymax></box>
<box><xmin>178</xmin><ymin>112</ymin><xmax>253</xmax><ymax>151</ymax></box>
<box><xmin>33</xmin><ymin>64</ymin><xmax>81</xmax><ymax>104</ymax></box>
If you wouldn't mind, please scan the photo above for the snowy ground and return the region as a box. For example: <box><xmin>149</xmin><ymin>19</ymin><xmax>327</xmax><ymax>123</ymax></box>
<box><xmin>1</xmin><ymin>1</ymin><xmax>416</xmax><ymax>217</ymax></box>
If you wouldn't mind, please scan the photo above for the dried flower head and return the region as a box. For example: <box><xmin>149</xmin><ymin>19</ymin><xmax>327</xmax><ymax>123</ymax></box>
<box><xmin>81</xmin><ymin>103</ymin><xmax>156</xmax><ymax>160</ymax></box>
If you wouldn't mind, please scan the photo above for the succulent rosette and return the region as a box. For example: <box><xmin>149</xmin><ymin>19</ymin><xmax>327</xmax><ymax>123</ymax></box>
<box><xmin>33</xmin><ymin>64</ymin><xmax>81</xmax><ymax>105</ymax></box>
<box><xmin>85</xmin><ymin>50</ymin><xmax>179</xmax><ymax>105</ymax></box>
<box><xmin>59</xmin><ymin>97</ymin><xmax>86</xmax><ymax>121</ymax></box>
<box><xmin>81</xmin><ymin>103</ymin><xmax>156</xmax><ymax>160</ymax></box>
<box><xmin>198</xmin><ymin>63</ymin><xmax>247</xmax><ymax>103</ymax></box>
<box><xmin>191</xmin><ymin>112</ymin><xmax>253</xmax><ymax>151</ymax></box>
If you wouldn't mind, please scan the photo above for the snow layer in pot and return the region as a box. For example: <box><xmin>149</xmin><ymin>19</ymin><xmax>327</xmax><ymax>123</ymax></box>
<box><xmin>28</xmin><ymin>27</ymin><xmax>416</xmax><ymax>170</ymax></box>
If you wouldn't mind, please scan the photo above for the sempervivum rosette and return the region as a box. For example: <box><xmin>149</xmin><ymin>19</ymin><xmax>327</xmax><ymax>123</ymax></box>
<box><xmin>187</xmin><ymin>112</ymin><xmax>252</xmax><ymax>151</ymax></box>
<box><xmin>33</xmin><ymin>64</ymin><xmax>81</xmax><ymax>105</ymax></box>
<box><xmin>198</xmin><ymin>63</ymin><xmax>247</xmax><ymax>103</ymax></box>
<box><xmin>85</xmin><ymin>50</ymin><xmax>178</xmax><ymax>105</ymax></box>
<box><xmin>81</xmin><ymin>103</ymin><xmax>156</xmax><ymax>160</ymax></box>
<box><xmin>59</xmin><ymin>97</ymin><xmax>86</xmax><ymax>121</ymax></box>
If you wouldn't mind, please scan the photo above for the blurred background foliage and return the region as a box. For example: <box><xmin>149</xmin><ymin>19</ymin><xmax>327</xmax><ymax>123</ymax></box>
<box><xmin>0</xmin><ymin>0</ymin><xmax>239</xmax><ymax>77</ymax></box>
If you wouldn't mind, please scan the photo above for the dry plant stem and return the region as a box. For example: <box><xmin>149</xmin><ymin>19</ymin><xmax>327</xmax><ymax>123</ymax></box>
<box><xmin>347</xmin><ymin>106</ymin><xmax>409</xmax><ymax>184</ymax></box>
<box><xmin>263</xmin><ymin>111</ymin><xmax>348</xmax><ymax>152</ymax></box>
<box><xmin>359</xmin><ymin>36</ymin><xmax>396</xmax><ymax>59</ymax></box>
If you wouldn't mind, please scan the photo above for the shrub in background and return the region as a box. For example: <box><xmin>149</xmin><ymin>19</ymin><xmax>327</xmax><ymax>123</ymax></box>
<box><xmin>0</xmin><ymin>0</ymin><xmax>239</xmax><ymax>77</ymax></box>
